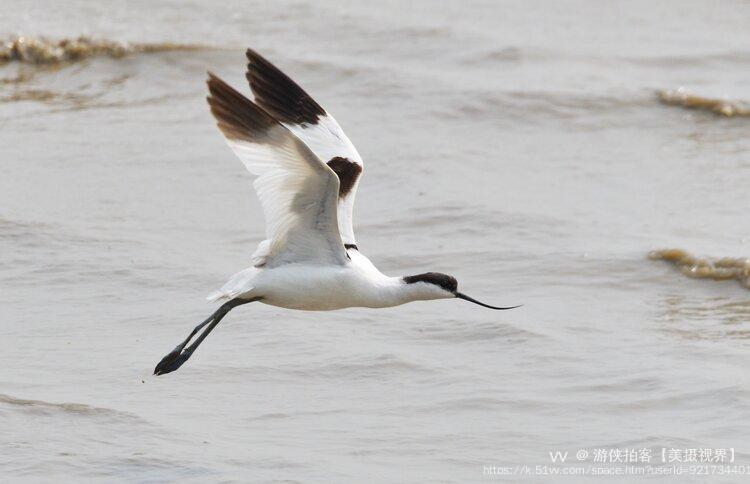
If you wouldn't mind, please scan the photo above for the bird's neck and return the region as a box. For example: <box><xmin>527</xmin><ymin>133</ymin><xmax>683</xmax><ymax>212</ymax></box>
<box><xmin>349</xmin><ymin>251</ymin><xmax>449</xmax><ymax>307</ymax></box>
<box><xmin>374</xmin><ymin>276</ymin><xmax>449</xmax><ymax>307</ymax></box>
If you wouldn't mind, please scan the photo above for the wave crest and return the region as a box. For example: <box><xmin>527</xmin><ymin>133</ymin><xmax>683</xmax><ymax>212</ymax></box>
<box><xmin>0</xmin><ymin>35</ymin><xmax>207</xmax><ymax>64</ymax></box>
<box><xmin>650</xmin><ymin>248</ymin><xmax>750</xmax><ymax>288</ymax></box>
<box><xmin>658</xmin><ymin>88</ymin><xmax>750</xmax><ymax>117</ymax></box>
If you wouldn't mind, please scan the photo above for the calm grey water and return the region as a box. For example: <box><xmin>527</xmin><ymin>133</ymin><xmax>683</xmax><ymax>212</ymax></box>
<box><xmin>2</xmin><ymin>1</ymin><xmax>750</xmax><ymax>482</ymax></box>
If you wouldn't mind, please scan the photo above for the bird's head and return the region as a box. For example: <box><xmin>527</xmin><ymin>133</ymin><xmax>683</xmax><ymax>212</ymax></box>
<box><xmin>401</xmin><ymin>272</ymin><xmax>521</xmax><ymax>310</ymax></box>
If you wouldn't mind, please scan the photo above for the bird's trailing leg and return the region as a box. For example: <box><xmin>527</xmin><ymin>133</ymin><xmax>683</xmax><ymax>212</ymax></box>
<box><xmin>153</xmin><ymin>297</ymin><xmax>259</xmax><ymax>375</ymax></box>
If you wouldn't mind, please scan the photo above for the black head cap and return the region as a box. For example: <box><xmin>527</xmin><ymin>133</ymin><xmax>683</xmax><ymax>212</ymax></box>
<box><xmin>402</xmin><ymin>272</ymin><xmax>457</xmax><ymax>293</ymax></box>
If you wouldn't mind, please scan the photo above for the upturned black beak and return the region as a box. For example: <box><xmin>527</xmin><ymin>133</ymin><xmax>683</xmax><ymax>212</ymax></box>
<box><xmin>454</xmin><ymin>292</ymin><xmax>522</xmax><ymax>310</ymax></box>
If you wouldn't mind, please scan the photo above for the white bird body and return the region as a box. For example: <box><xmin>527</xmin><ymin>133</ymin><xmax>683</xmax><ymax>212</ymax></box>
<box><xmin>153</xmin><ymin>49</ymin><xmax>518</xmax><ymax>375</ymax></box>
<box><xmin>209</xmin><ymin>249</ymin><xmax>447</xmax><ymax>311</ymax></box>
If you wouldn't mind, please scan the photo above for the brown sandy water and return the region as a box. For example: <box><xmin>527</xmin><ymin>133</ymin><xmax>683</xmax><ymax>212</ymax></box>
<box><xmin>0</xmin><ymin>35</ymin><xmax>208</xmax><ymax>64</ymax></box>
<box><xmin>658</xmin><ymin>88</ymin><xmax>750</xmax><ymax>117</ymax></box>
<box><xmin>650</xmin><ymin>249</ymin><xmax>750</xmax><ymax>288</ymax></box>
<box><xmin>1</xmin><ymin>1</ymin><xmax>750</xmax><ymax>483</ymax></box>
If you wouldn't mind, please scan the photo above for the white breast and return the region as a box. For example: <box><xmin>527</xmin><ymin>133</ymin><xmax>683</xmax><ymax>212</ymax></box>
<box><xmin>250</xmin><ymin>251</ymin><xmax>405</xmax><ymax>311</ymax></box>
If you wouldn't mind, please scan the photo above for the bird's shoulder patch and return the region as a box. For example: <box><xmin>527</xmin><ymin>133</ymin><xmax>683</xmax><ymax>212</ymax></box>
<box><xmin>326</xmin><ymin>156</ymin><xmax>362</xmax><ymax>197</ymax></box>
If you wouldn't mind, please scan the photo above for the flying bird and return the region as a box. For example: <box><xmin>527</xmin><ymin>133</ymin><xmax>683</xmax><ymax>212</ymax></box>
<box><xmin>154</xmin><ymin>50</ymin><xmax>520</xmax><ymax>375</ymax></box>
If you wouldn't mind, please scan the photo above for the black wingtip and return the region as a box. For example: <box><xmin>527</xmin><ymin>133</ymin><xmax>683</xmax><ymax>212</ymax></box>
<box><xmin>243</xmin><ymin>48</ymin><xmax>325</xmax><ymax>125</ymax></box>
<box><xmin>205</xmin><ymin>71</ymin><xmax>233</xmax><ymax>95</ymax></box>
<box><xmin>205</xmin><ymin>70</ymin><xmax>277</xmax><ymax>141</ymax></box>
<box><xmin>245</xmin><ymin>48</ymin><xmax>261</xmax><ymax>62</ymax></box>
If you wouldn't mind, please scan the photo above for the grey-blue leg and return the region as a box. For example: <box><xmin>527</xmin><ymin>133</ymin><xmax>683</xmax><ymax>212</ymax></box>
<box><xmin>153</xmin><ymin>297</ymin><xmax>259</xmax><ymax>375</ymax></box>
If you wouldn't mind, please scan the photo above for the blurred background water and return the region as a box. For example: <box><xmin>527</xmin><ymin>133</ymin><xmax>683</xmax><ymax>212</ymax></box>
<box><xmin>1</xmin><ymin>1</ymin><xmax>749</xmax><ymax>482</ymax></box>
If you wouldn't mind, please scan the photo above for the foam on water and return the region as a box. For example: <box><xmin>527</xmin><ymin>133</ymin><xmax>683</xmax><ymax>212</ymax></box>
<box><xmin>658</xmin><ymin>88</ymin><xmax>750</xmax><ymax>117</ymax></box>
<box><xmin>0</xmin><ymin>35</ymin><xmax>208</xmax><ymax>64</ymax></box>
<box><xmin>650</xmin><ymin>248</ymin><xmax>750</xmax><ymax>289</ymax></box>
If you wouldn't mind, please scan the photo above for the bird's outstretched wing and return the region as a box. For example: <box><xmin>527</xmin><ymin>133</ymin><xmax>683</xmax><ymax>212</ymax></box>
<box><xmin>206</xmin><ymin>73</ymin><xmax>348</xmax><ymax>267</ymax></box>
<box><xmin>245</xmin><ymin>49</ymin><xmax>364</xmax><ymax>249</ymax></box>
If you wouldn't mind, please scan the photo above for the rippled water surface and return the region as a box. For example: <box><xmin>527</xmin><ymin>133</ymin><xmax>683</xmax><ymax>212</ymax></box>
<box><xmin>2</xmin><ymin>1</ymin><xmax>750</xmax><ymax>482</ymax></box>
